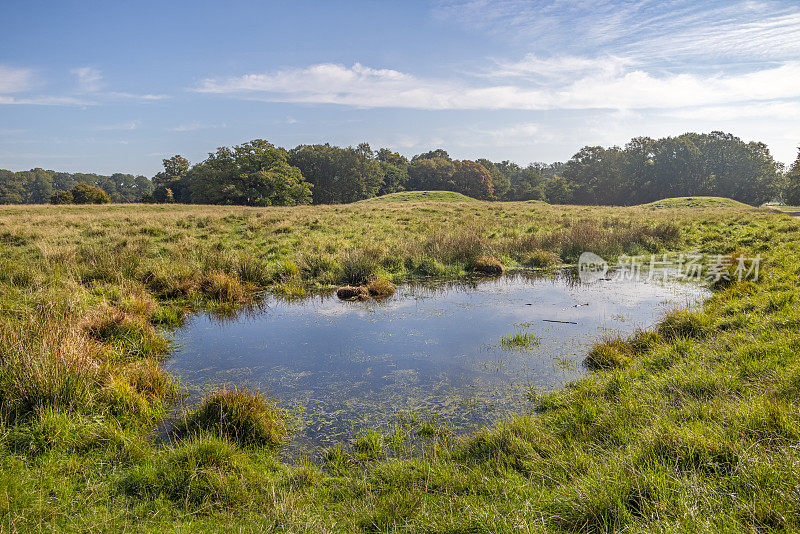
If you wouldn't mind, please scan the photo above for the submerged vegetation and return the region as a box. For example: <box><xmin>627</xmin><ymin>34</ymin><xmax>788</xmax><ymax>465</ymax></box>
<box><xmin>1</xmin><ymin>197</ymin><xmax>800</xmax><ymax>531</ymax></box>
<box><xmin>500</xmin><ymin>331</ymin><xmax>542</xmax><ymax>350</ymax></box>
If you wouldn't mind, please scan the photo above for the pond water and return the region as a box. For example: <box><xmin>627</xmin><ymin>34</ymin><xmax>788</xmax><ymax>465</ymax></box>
<box><xmin>166</xmin><ymin>271</ymin><xmax>707</xmax><ymax>452</ymax></box>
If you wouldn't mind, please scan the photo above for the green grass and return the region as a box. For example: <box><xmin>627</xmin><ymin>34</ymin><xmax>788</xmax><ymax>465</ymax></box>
<box><xmin>2</xmin><ymin>198</ymin><xmax>800</xmax><ymax>531</ymax></box>
<box><xmin>358</xmin><ymin>190</ymin><xmax>478</xmax><ymax>203</ymax></box>
<box><xmin>640</xmin><ymin>196</ymin><xmax>752</xmax><ymax>209</ymax></box>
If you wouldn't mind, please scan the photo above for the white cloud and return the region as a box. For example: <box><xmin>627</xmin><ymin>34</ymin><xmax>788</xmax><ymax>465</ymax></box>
<box><xmin>0</xmin><ymin>95</ymin><xmax>92</xmax><ymax>106</ymax></box>
<box><xmin>0</xmin><ymin>66</ymin><xmax>35</xmax><ymax>94</ymax></box>
<box><xmin>194</xmin><ymin>61</ymin><xmax>800</xmax><ymax>112</ymax></box>
<box><xmin>71</xmin><ymin>66</ymin><xmax>104</xmax><ymax>92</ymax></box>
<box><xmin>665</xmin><ymin>101</ymin><xmax>800</xmax><ymax>121</ymax></box>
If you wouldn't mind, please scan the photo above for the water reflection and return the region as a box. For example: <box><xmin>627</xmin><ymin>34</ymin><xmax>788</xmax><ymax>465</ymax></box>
<box><xmin>165</xmin><ymin>271</ymin><xmax>707</xmax><ymax>452</ymax></box>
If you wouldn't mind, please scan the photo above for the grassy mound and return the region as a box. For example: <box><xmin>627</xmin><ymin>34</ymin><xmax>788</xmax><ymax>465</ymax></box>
<box><xmin>640</xmin><ymin>196</ymin><xmax>751</xmax><ymax>209</ymax></box>
<box><xmin>359</xmin><ymin>190</ymin><xmax>477</xmax><ymax>203</ymax></box>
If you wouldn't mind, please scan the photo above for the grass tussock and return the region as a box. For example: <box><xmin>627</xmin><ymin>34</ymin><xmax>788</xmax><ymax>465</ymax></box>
<box><xmin>173</xmin><ymin>387</ymin><xmax>289</xmax><ymax>449</ymax></box>
<box><xmin>366</xmin><ymin>276</ymin><xmax>396</xmax><ymax>298</ymax></box>
<box><xmin>473</xmin><ymin>255</ymin><xmax>505</xmax><ymax>275</ymax></box>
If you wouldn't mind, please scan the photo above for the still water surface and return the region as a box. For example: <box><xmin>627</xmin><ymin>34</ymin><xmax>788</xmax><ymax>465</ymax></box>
<box><xmin>166</xmin><ymin>272</ymin><xmax>707</xmax><ymax>451</ymax></box>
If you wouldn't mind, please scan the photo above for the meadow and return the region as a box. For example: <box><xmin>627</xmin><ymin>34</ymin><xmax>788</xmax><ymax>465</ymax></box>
<box><xmin>1</xmin><ymin>193</ymin><xmax>799</xmax><ymax>532</ymax></box>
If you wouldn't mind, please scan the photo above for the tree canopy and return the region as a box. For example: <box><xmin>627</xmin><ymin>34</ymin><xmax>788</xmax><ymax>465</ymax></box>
<box><xmin>2</xmin><ymin>131</ymin><xmax>793</xmax><ymax>207</ymax></box>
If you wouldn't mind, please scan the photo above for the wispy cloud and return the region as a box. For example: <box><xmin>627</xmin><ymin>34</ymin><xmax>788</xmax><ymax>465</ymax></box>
<box><xmin>0</xmin><ymin>66</ymin><xmax>35</xmax><ymax>94</ymax></box>
<box><xmin>194</xmin><ymin>61</ymin><xmax>800</xmax><ymax>112</ymax></box>
<box><xmin>0</xmin><ymin>65</ymin><xmax>167</xmax><ymax>106</ymax></box>
<box><xmin>435</xmin><ymin>0</ymin><xmax>800</xmax><ymax>65</ymax></box>
<box><xmin>168</xmin><ymin>121</ymin><xmax>226</xmax><ymax>132</ymax></box>
<box><xmin>71</xmin><ymin>66</ymin><xmax>104</xmax><ymax>92</ymax></box>
<box><xmin>96</xmin><ymin>120</ymin><xmax>140</xmax><ymax>131</ymax></box>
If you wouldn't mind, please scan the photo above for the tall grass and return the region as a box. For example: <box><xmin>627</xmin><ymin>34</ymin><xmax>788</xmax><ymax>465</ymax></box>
<box><xmin>2</xmin><ymin>199</ymin><xmax>798</xmax><ymax>531</ymax></box>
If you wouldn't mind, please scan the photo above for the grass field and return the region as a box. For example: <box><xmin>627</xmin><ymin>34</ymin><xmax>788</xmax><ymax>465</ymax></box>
<box><xmin>1</xmin><ymin>197</ymin><xmax>799</xmax><ymax>532</ymax></box>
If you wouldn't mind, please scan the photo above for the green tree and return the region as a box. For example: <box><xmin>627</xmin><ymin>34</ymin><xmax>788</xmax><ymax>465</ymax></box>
<box><xmin>477</xmin><ymin>159</ymin><xmax>510</xmax><ymax>199</ymax></box>
<box><xmin>153</xmin><ymin>155</ymin><xmax>190</xmax><ymax>202</ymax></box>
<box><xmin>288</xmin><ymin>143</ymin><xmax>382</xmax><ymax>204</ymax></box>
<box><xmin>784</xmin><ymin>148</ymin><xmax>800</xmax><ymax>205</ymax></box>
<box><xmin>452</xmin><ymin>160</ymin><xmax>495</xmax><ymax>200</ymax></box>
<box><xmin>407</xmin><ymin>157</ymin><xmax>456</xmax><ymax>191</ymax></box>
<box><xmin>376</xmin><ymin>149</ymin><xmax>410</xmax><ymax>195</ymax></box>
<box><xmin>189</xmin><ymin>140</ymin><xmax>312</xmax><ymax>206</ymax></box>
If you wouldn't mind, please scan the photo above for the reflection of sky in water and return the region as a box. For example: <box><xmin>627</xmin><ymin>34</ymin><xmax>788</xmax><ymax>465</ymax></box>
<box><xmin>165</xmin><ymin>272</ymin><xmax>708</xmax><ymax>452</ymax></box>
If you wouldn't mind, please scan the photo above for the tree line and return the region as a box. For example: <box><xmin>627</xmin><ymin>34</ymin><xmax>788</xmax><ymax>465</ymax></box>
<box><xmin>1</xmin><ymin>131</ymin><xmax>797</xmax><ymax>206</ymax></box>
<box><xmin>0</xmin><ymin>168</ymin><xmax>151</xmax><ymax>204</ymax></box>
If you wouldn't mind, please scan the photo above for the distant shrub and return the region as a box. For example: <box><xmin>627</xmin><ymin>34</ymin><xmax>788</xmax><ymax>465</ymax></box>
<box><xmin>50</xmin><ymin>190</ymin><xmax>73</xmax><ymax>204</ymax></box>
<box><xmin>70</xmin><ymin>182</ymin><xmax>110</xmax><ymax>204</ymax></box>
<box><xmin>173</xmin><ymin>387</ymin><xmax>288</xmax><ymax>449</ymax></box>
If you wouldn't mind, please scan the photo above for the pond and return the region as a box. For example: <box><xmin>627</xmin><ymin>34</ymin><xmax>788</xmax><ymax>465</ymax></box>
<box><xmin>165</xmin><ymin>271</ymin><xmax>707</xmax><ymax>452</ymax></box>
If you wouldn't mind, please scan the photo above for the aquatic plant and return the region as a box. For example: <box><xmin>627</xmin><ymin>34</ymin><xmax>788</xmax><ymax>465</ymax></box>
<box><xmin>500</xmin><ymin>331</ymin><xmax>542</xmax><ymax>350</ymax></box>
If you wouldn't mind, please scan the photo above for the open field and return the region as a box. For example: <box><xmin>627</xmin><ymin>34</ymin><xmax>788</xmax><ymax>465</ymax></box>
<box><xmin>1</xmin><ymin>198</ymin><xmax>800</xmax><ymax>531</ymax></box>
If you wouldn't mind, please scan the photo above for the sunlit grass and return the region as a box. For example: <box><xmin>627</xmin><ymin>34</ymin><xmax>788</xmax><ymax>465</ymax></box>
<box><xmin>2</xmin><ymin>198</ymin><xmax>800</xmax><ymax>531</ymax></box>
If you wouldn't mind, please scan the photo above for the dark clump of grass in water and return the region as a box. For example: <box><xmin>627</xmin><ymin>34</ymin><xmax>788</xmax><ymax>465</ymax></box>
<box><xmin>366</xmin><ymin>276</ymin><xmax>395</xmax><ymax>298</ymax></box>
<box><xmin>472</xmin><ymin>255</ymin><xmax>505</xmax><ymax>275</ymax></box>
<box><xmin>173</xmin><ymin>387</ymin><xmax>289</xmax><ymax>449</ymax></box>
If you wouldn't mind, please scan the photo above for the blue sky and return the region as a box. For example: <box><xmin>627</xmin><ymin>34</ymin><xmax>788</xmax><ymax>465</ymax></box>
<box><xmin>2</xmin><ymin>0</ymin><xmax>800</xmax><ymax>176</ymax></box>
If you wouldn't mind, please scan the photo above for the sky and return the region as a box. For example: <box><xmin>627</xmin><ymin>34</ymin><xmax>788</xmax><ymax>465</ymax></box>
<box><xmin>1</xmin><ymin>0</ymin><xmax>800</xmax><ymax>176</ymax></box>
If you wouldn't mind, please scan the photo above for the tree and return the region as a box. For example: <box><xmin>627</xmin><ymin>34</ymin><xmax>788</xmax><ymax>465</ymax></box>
<box><xmin>153</xmin><ymin>155</ymin><xmax>190</xmax><ymax>202</ymax></box>
<box><xmin>376</xmin><ymin>149</ymin><xmax>409</xmax><ymax>195</ymax></box>
<box><xmin>452</xmin><ymin>160</ymin><xmax>495</xmax><ymax>200</ymax></box>
<box><xmin>188</xmin><ymin>140</ymin><xmax>313</xmax><ymax>206</ymax></box>
<box><xmin>70</xmin><ymin>182</ymin><xmax>110</xmax><ymax>204</ymax></box>
<box><xmin>544</xmin><ymin>175</ymin><xmax>572</xmax><ymax>204</ymax></box>
<box><xmin>412</xmin><ymin>149</ymin><xmax>451</xmax><ymax>162</ymax></box>
<box><xmin>50</xmin><ymin>189</ymin><xmax>73</xmax><ymax>204</ymax></box>
<box><xmin>785</xmin><ymin>148</ymin><xmax>800</xmax><ymax>205</ymax></box>
<box><xmin>288</xmin><ymin>143</ymin><xmax>382</xmax><ymax>204</ymax></box>
<box><xmin>477</xmin><ymin>159</ymin><xmax>510</xmax><ymax>199</ymax></box>
<box><xmin>407</xmin><ymin>157</ymin><xmax>456</xmax><ymax>191</ymax></box>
